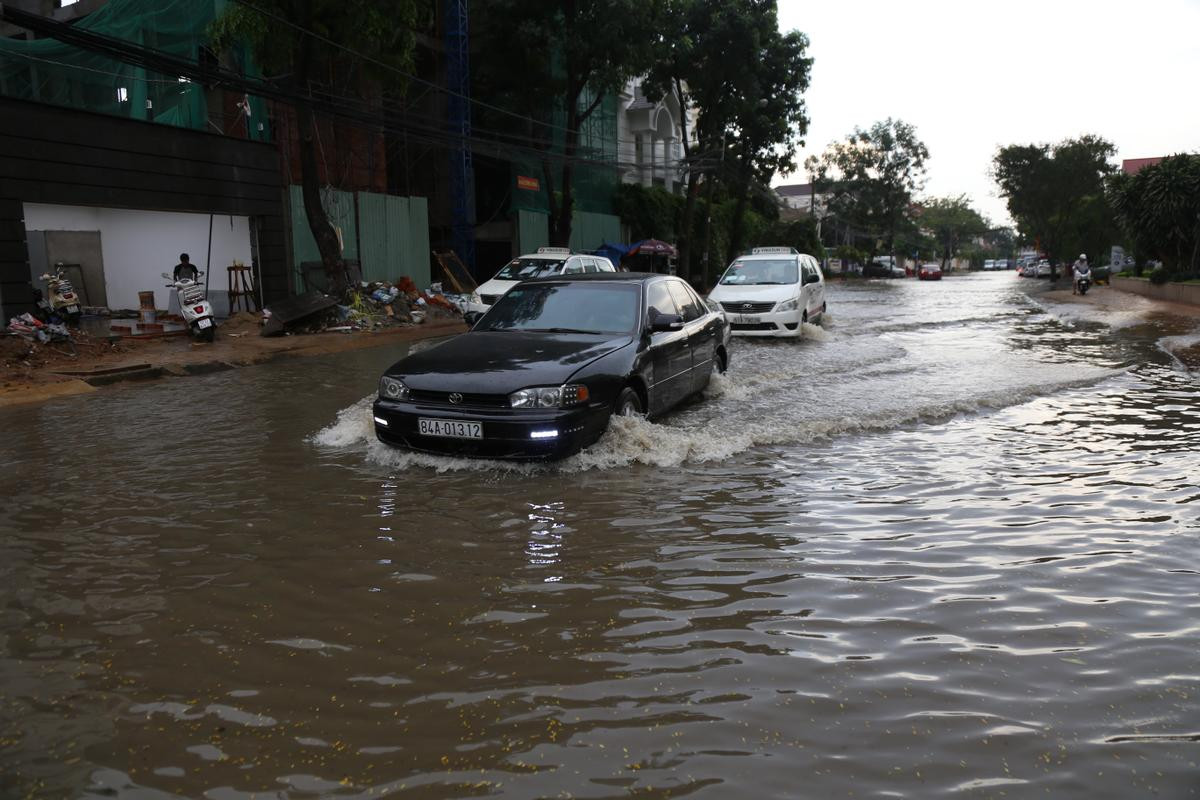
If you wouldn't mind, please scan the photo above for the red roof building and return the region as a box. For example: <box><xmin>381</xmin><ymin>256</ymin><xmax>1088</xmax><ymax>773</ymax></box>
<box><xmin>1122</xmin><ymin>157</ymin><xmax>1164</xmax><ymax>175</ymax></box>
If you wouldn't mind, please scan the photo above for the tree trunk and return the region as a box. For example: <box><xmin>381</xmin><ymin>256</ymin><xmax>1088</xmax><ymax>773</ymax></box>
<box><xmin>700</xmin><ymin>173</ymin><xmax>719</xmax><ymax>290</ymax></box>
<box><xmin>673</xmin><ymin>75</ymin><xmax>695</xmax><ymax>278</ymax></box>
<box><xmin>680</xmin><ymin>177</ymin><xmax>702</xmax><ymax>281</ymax></box>
<box><xmin>296</xmin><ymin>103</ymin><xmax>341</xmax><ymax>277</ymax></box>
<box><xmin>724</xmin><ymin>158</ymin><xmax>752</xmax><ymax>267</ymax></box>
<box><xmin>295</xmin><ymin>0</ymin><xmax>341</xmax><ymax>284</ymax></box>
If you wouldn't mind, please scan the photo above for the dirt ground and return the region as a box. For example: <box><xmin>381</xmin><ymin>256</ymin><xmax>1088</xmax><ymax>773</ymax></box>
<box><xmin>0</xmin><ymin>312</ymin><xmax>466</xmax><ymax>407</ymax></box>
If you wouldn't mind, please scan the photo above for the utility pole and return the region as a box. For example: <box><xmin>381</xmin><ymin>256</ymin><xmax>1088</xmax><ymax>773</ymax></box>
<box><xmin>700</xmin><ymin>132</ymin><xmax>726</xmax><ymax>290</ymax></box>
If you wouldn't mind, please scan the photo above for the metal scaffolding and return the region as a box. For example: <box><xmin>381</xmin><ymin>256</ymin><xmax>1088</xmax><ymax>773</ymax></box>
<box><xmin>445</xmin><ymin>0</ymin><xmax>475</xmax><ymax>271</ymax></box>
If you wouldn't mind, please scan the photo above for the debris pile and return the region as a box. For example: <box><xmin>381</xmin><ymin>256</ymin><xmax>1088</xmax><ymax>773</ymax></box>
<box><xmin>261</xmin><ymin>277</ymin><xmax>467</xmax><ymax>337</ymax></box>
<box><xmin>7</xmin><ymin>312</ymin><xmax>72</xmax><ymax>345</ymax></box>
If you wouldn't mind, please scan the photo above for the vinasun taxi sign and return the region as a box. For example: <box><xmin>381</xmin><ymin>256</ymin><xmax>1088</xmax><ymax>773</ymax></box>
<box><xmin>751</xmin><ymin>247</ymin><xmax>798</xmax><ymax>255</ymax></box>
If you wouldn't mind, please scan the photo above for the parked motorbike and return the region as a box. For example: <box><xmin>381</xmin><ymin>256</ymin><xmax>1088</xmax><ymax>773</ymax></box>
<box><xmin>162</xmin><ymin>271</ymin><xmax>217</xmax><ymax>342</ymax></box>
<box><xmin>39</xmin><ymin>265</ymin><xmax>82</xmax><ymax>324</ymax></box>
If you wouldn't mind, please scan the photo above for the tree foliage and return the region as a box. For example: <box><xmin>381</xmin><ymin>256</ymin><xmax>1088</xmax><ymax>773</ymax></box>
<box><xmin>767</xmin><ymin>217</ymin><xmax>825</xmax><ymax>261</ymax></box>
<box><xmin>643</xmin><ymin>0</ymin><xmax>811</xmax><ymax>281</ymax></box>
<box><xmin>1107</xmin><ymin>154</ymin><xmax>1200</xmax><ymax>278</ymax></box>
<box><xmin>613</xmin><ymin>184</ymin><xmax>682</xmax><ymax>242</ymax></box>
<box><xmin>806</xmin><ymin>118</ymin><xmax>929</xmax><ymax>261</ymax></box>
<box><xmin>918</xmin><ymin>195</ymin><xmax>988</xmax><ymax>268</ymax></box>
<box><xmin>991</xmin><ymin>135</ymin><xmax>1117</xmax><ymax>264</ymax></box>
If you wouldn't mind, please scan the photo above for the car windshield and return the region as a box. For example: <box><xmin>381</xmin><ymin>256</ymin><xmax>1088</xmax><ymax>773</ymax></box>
<box><xmin>719</xmin><ymin>259</ymin><xmax>798</xmax><ymax>285</ymax></box>
<box><xmin>479</xmin><ymin>283</ymin><xmax>639</xmax><ymax>334</ymax></box>
<box><xmin>493</xmin><ymin>258</ymin><xmax>567</xmax><ymax>281</ymax></box>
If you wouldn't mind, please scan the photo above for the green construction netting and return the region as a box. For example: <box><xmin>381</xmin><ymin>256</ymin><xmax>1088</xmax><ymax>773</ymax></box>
<box><xmin>0</xmin><ymin>0</ymin><xmax>269</xmax><ymax>140</ymax></box>
<box><xmin>509</xmin><ymin>91</ymin><xmax>618</xmax><ymax>216</ymax></box>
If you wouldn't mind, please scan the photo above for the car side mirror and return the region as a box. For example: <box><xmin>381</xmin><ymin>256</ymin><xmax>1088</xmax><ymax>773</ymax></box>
<box><xmin>462</xmin><ymin>310</ymin><xmax>483</xmax><ymax>327</ymax></box>
<box><xmin>650</xmin><ymin>313</ymin><xmax>684</xmax><ymax>333</ymax></box>
<box><xmin>803</xmin><ymin>273</ymin><xmax>820</xmax><ymax>285</ymax></box>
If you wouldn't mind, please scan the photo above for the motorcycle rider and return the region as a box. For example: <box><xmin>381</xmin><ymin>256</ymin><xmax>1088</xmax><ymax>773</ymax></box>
<box><xmin>1072</xmin><ymin>253</ymin><xmax>1091</xmax><ymax>295</ymax></box>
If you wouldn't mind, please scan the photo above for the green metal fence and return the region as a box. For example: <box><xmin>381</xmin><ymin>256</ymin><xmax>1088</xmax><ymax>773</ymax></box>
<box><xmin>289</xmin><ymin>186</ymin><xmax>430</xmax><ymax>290</ymax></box>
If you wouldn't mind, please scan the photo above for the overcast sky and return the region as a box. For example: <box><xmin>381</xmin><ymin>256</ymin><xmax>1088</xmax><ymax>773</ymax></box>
<box><xmin>775</xmin><ymin>0</ymin><xmax>1200</xmax><ymax>226</ymax></box>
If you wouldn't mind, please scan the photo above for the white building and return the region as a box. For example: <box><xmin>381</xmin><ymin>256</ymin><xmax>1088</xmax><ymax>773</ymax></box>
<box><xmin>774</xmin><ymin>183</ymin><xmax>828</xmax><ymax>217</ymax></box>
<box><xmin>615</xmin><ymin>79</ymin><xmax>696</xmax><ymax>194</ymax></box>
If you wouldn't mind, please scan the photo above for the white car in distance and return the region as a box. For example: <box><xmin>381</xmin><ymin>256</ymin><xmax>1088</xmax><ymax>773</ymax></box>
<box><xmin>707</xmin><ymin>247</ymin><xmax>827</xmax><ymax>338</ymax></box>
<box><xmin>466</xmin><ymin>248</ymin><xmax>616</xmax><ymax>314</ymax></box>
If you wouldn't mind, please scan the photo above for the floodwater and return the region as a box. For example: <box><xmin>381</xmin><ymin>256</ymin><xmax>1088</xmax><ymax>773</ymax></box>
<box><xmin>2</xmin><ymin>273</ymin><xmax>1198</xmax><ymax>799</ymax></box>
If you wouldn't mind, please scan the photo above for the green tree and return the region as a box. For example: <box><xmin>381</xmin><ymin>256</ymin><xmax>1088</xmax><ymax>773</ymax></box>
<box><xmin>644</xmin><ymin>0</ymin><xmax>811</xmax><ymax>284</ymax></box>
<box><xmin>1107</xmin><ymin>154</ymin><xmax>1200</xmax><ymax>279</ymax></box>
<box><xmin>474</xmin><ymin>0</ymin><xmax>663</xmax><ymax>248</ymax></box>
<box><xmin>210</xmin><ymin>0</ymin><xmax>422</xmax><ymax>281</ymax></box>
<box><xmin>768</xmin><ymin>217</ymin><xmax>826</xmax><ymax>261</ymax></box>
<box><xmin>613</xmin><ymin>184</ymin><xmax>682</xmax><ymax>242</ymax></box>
<box><xmin>991</xmin><ymin>135</ymin><xmax>1117</xmax><ymax>264</ymax></box>
<box><xmin>806</xmin><ymin>118</ymin><xmax>929</xmax><ymax>264</ymax></box>
<box><xmin>918</xmin><ymin>195</ymin><xmax>988</xmax><ymax>269</ymax></box>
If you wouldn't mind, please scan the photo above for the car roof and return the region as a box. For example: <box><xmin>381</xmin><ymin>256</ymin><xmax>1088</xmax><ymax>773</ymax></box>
<box><xmin>733</xmin><ymin>252</ymin><xmax>806</xmax><ymax>261</ymax></box>
<box><xmin>521</xmin><ymin>271</ymin><xmax>671</xmax><ymax>285</ymax></box>
<box><xmin>515</xmin><ymin>252</ymin><xmax>572</xmax><ymax>261</ymax></box>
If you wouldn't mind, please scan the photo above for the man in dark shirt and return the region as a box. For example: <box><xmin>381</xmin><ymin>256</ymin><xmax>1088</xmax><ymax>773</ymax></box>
<box><xmin>173</xmin><ymin>253</ymin><xmax>199</xmax><ymax>282</ymax></box>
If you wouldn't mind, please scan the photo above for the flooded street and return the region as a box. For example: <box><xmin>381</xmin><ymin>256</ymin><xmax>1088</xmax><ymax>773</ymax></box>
<box><xmin>2</xmin><ymin>273</ymin><xmax>1198</xmax><ymax>798</ymax></box>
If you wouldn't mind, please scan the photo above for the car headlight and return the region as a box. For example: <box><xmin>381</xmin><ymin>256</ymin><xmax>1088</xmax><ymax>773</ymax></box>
<box><xmin>509</xmin><ymin>383</ymin><xmax>590</xmax><ymax>409</ymax></box>
<box><xmin>379</xmin><ymin>375</ymin><xmax>410</xmax><ymax>400</ymax></box>
<box><xmin>775</xmin><ymin>297</ymin><xmax>800</xmax><ymax>312</ymax></box>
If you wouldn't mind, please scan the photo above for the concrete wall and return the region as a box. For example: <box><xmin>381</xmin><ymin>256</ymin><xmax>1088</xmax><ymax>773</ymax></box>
<box><xmin>1112</xmin><ymin>276</ymin><xmax>1200</xmax><ymax>307</ymax></box>
<box><xmin>22</xmin><ymin>203</ymin><xmax>252</xmax><ymax>314</ymax></box>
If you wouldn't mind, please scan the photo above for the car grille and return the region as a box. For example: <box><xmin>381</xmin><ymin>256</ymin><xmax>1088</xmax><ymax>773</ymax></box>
<box><xmin>731</xmin><ymin>322</ymin><xmax>778</xmax><ymax>331</ymax></box>
<box><xmin>409</xmin><ymin>389</ymin><xmax>509</xmax><ymax>408</ymax></box>
<box><xmin>720</xmin><ymin>301</ymin><xmax>776</xmax><ymax>314</ymax></box>
<box><xmin>480</xmin><ymin>294</ymin><xmax>501</xmax><ymax>306</ymax></box>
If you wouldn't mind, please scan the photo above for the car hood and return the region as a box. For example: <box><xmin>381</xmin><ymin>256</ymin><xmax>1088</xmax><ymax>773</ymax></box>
<box><xmin>708</xmin><ymin>283</ymin><xmax>800</xmax><ymax>303</ymax></box>
<box><xmin>386</xmin><ymin>331</ymin><xmax>634</xmax><ymax>393</ymax></box>
<box><xmin>476</xmin><ymin>278</ymin><xmax>518</xmax><ymax>297</ymax></box>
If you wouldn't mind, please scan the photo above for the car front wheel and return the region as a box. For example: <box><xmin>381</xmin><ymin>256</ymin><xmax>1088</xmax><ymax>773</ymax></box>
<box><xmin>615</xmin><ymin>387</ymin><xmax>643</xmax><ymax>416</ymax></box>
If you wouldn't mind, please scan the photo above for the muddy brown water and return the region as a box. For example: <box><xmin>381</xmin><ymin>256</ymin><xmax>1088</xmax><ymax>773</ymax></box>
<box><xmin>2</xmin><ymin>274</ymin><xmax>1198</xmax><ymax>798</ymax></box>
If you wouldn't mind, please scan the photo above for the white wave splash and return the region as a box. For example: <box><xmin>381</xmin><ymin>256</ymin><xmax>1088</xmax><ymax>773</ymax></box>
<box><xmin>1157</xmin><ymin>331</ymin><xmax>1200</xmax><ymax>371</ymax></box>
<box><xmin>311</xmin><ymin>360</ymin><xmax>1125</xmax><ymax>474</ymax></box>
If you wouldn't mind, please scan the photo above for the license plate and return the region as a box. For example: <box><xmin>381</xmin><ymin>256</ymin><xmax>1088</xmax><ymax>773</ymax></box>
<box><xmin>197</xmin><ymin>318</ymin><xmax>212</xmax><ymax>329</ymax></box>
<box><xmin>733</xmin><ymin>315</ymin><xmax>759</xmax><ymax>324</ymax></box>
<box><xmin>418</xmin><ymin>418</ymin><xmax>482</xmax><ymax>439</ymax></box>
<box><xmin>65</xmin><ymin>305</ymin><xmax>79</xmax><ymax>313</ymax></box>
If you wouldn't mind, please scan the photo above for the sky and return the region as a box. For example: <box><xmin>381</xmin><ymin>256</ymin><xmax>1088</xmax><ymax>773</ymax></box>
<box><xmin>774</xmin><ymin>0</ymin><xmax>1200</xmax><ymax>227</ymax></box>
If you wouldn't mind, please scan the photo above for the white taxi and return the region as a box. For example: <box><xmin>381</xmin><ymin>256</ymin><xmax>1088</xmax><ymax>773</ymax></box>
<box><xmin>466</xmin><ymin>248</ymin><xmax>616</xmax><ymax>314</ymax></box>
<box><xmin>707</xmin><ymin>247</ymin><xmax>826</xmax><ymax>337</ymax></box>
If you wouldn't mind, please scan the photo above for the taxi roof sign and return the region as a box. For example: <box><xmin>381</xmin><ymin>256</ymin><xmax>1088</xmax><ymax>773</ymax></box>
<box><xmin>536</xmin><ymin>247</ymin><xmax>572</xmax><ymax>255</ymax></box>
<box><xmin>750</xmin><ymin>246</ymin><xmax>798</xmax><ymax>255</ymax></box>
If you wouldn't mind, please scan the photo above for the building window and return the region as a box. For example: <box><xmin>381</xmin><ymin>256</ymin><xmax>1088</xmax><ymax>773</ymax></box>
<box><xmin>116</xmin><ymin>87</ymin><xmax>129</xmax><ymax>103</ymax></box>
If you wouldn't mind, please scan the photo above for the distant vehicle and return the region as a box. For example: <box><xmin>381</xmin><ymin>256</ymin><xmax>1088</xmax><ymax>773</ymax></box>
<box><xmin>373</xmin><ymin>273</ymin><xmax>731</xmax><ymax>460</ymax></box>
<box><xmin>983</xmin><ymin>259</ymin><xmax>996</xmax><ymax>271</ymax></box>
<box><xmin>708</xmin><ymin>247</ymin><xmax>827</xmax><ymax>337</ymax></box>
<box><xmin>1035</xmin><ymin>261</ymin><xmax>1052</xmax><ymax>278</ymax></box>
<box><xmin>468</xmin><ymin>248</ymin><xmax>616</xmax><ymax>314</ymax></box>
<box><xmin>918</xmin><ymin>263</ymin><xmax>942</xmax><ymax>281</ymax></box>
<box><xmin>865</xmin><ymin>255</ymin><xmax>904</xmax><ymax>278</ymax></box>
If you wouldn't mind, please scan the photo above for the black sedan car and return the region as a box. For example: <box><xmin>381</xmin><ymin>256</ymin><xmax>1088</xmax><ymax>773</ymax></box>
<box><xmin>373</xmin><ymin>273</ymin><xmax>731</xmax><ymax>459</ymax></box>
